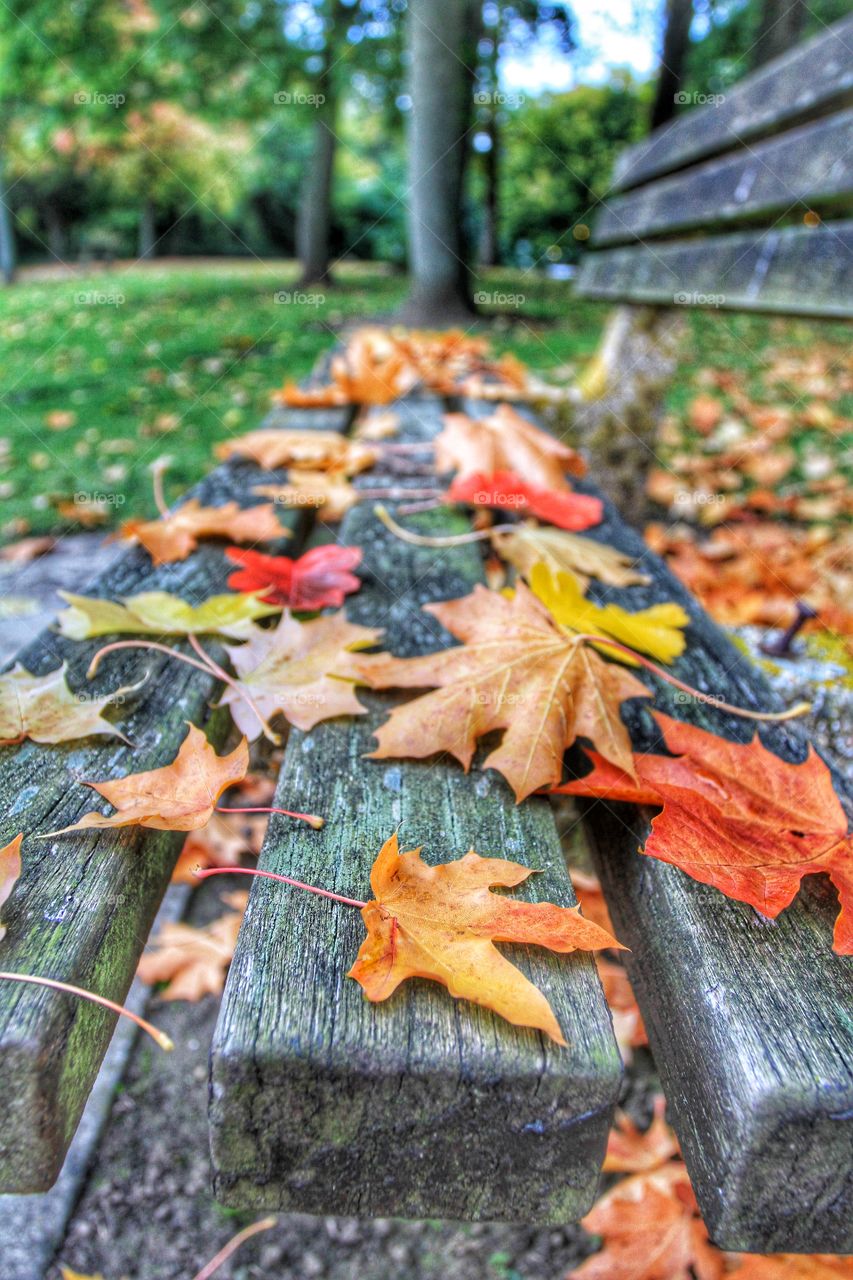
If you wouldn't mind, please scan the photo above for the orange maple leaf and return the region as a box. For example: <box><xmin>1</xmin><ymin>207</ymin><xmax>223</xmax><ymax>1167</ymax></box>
<box><xmin>120</xmin><ymin>499</ymin><xmax>289</xmax><ymax>566</ymax></box>
<box><xmin>355</xmin><ymin>581</ymin><xmax>651</xmax><ymax>800</ymax></box>
<box><xmin>216</xmin><ymin>428</ymin><xmax>376</xmax><ymax>475</ymax></box>
<box><xmin>253</xmin><ymin>470</ymin><xmax>359</xmax><ymax>522</ymax></box>
<box><xmin>348</xmin><ymin>833</ymin><xmax>622</xmax><ymax>1045</ymax></box>
<box><xmin>137</xmin><ymin>890</ymin><xmax>247</xmax><ymax>1000</ymax></box>
<box><xmin>434</xmin><ymin>404</ymin><xmax>586</xmax><ymax>489</ymax></box>
<box><xmin>0</xmin><ymin>834</ymin><xmax>23</xmax><ymax>943</ymax></box>
<box><xmin>603</xmin><ymin>1097</ymin><xmax>678</xmax><ymax>1174</ymax></box>
<box><xmin>554</xmin><ymin>712</ymin><xmax>853</xmax><ymax>953</ymax></box>
<box><xmin>43</xmin><ymin>724</ymin><xmax>248</xmax><ymax>835</ymax></box>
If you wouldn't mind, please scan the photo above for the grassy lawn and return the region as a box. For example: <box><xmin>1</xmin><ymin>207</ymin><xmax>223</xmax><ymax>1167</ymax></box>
<box><xmin>0</xmin><ymin>259</ymin><xmax>849</xmax><ymax>539</ymax></box>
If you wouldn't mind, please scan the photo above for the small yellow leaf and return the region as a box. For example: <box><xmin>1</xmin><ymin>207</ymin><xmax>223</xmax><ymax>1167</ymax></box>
<box><xmin>56</xmin><ymin>590</ymin><xmax>280</xmax><ymax>641</ymax></box>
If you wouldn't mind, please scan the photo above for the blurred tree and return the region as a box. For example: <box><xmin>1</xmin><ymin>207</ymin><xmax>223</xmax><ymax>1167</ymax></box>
<box><xmin>752</xmin><ymin>0</ymin><xmax>805</xmax><ymax>66</ymax></box>
<box><xmin>474</xmin><ymin>2</ymin><xmax>576</xmax><ymax>267</ymax></box>
<box><xmin>402</xmin><ymin>0</ymin><xmax>481</xmax><ymax>322</ymax></box>
<box><xmin>649</xmin><ymin>0</ymin><xmax>695</xmax><ymax>130</ymax></box>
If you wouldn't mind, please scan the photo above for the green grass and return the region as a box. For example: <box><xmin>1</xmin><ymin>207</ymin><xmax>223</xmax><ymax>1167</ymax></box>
<box><xmin>0</xmin><ymin>260</ymin><xmax>848</xmax><ymax>539</ymax></box>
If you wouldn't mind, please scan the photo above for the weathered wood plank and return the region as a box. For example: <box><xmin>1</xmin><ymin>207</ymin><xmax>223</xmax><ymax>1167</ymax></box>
<box><xmin>209</xmin><ymin>397</ymin><xmax>623</xmax><ymax>1223</ymax></box>
<box><xmin>593</xmin><ymin>110</ymin><xmax>853</xmax><ymax>247</ymax></box>
<box><xmin>612</xmin><ymin>15</ymin><xmax>853</xmax><ymax>192</ymax></box>
<box><xmin>0</xmin><ymin>411</ymin><xmax>349</xmax><ymax>1193</ymax></box>
<box><xmin>520</xmin><ymin>480</ymin><xmax>852</xmax><ymax>1253</ymax></box>
<box><xmin>575</xmin><ymin>221</ymin><xmax>853</xmax><ymax>318</ymax></box>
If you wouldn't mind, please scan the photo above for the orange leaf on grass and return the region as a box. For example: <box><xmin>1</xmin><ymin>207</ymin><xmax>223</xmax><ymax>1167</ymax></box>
<box><xmin>43</xmin><ymin>724</ymin><xmax>248</xmax><ymax>836</ymax></box>
<box><xmin>120</xmin><ymin>499</ymin><xmax>289</xmax><ymax>566</ymax></box>
<box><xmin>225</xmin><ymin>545</ymin><xmax>362</xmax><ymax>610</ymax></box>
<box><xmin>0</xmin><ymin>834</ymin><xmax>23</xmax><ymax>943</ymax></box>
<box><xmin>349</xmin><ymin>833</ymin><xmax>622</xmax><ymax>1044</ymax></box>
<box><xmin>448</xmin><ymin>470</ymin><xmax>603</xmax><ymax>532</ymax></box>
<box><xmin>554</xmin><ymin>712</ymin><xmax>853</xmax><ymax>954</ymax></box>
<box><xmin>355</xmin><ymin>581</ymin><xmax>651</xmax><ymax>800</ymax></box>
<box><xmin>435</xmin><ymin>404</ymin><xmax>585</xmax><ymax>490</ymax></box>
<box><xmin>137</xmin><ymin>890</ymin><xmax>248</xmax><ymax>1001</ymax></box>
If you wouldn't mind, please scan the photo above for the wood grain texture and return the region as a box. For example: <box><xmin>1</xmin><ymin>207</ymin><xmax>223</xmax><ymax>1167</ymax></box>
<box><xmin>612</xmin><ymin>15</ymin><xmax>853</xmax><ymax>192</ymax></box>
<box><xmin>513</xmin><ymin>473</ymin><xmax>852</xmax><ymax>1253</ymax></box>
<box><xmin>575</xmin><ymin>222</ymin><xmax>853</xmax><ymax>318</ymax></box>
<box><xmin>209</xmin><ymin>397</ymin><xmax>623</xmax><ymax>1223</ymax></box>
<box><xmin>593</xmin><ymin>110</ymin><xmax>853</xmax><ymax>247</ymax></box>
<box><xmin>0</xmin><ymin>402</ymin><xmax>352</xmax><ymax>1193</ymax></box>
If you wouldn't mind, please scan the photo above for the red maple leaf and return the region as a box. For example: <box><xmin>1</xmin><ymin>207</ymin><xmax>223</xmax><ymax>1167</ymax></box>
<box><xmin>447</xmin><ymin>470</ymin><xmax>603</xmax><ymax>531</ymax></box>
<box><xmin>225</xmin><ymin>545</ymin><xmax>362</xmax><ymax>610</ymax></box>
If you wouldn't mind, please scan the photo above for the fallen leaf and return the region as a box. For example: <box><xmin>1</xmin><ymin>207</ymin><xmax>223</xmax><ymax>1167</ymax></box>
<box><xmin>254</xmin><ymin>471</ymin><xmax>359</xmax><ymax>522</ymax></box>
<box><xmin>572</xmin><ymin>870</ymin><xmax>615</xmax><ymax>936</ymax></box>
<box><xmin>225</xmin><ymin>544</ymin><xmax>362</xmax><ymax>609</ymax></box>
<box><xmin>596</xmin><ymin>956</ymin><xmax>648</xmax><ymax>1058</ymax></box>
<box><xmin>492</xmin><ymin>522</ymin><xmax>649</xmax><ymax>589</ymax></box>
<box><xmin>0</xmin><ymin>664</ymin><xmax>139</xmax><ymax>746</ymax></box>
<box><xmin>435</xmin><ymin>405</ymin><xmax>585</xmax><ymax>490</ymax></box>
<box><xmin>569</xmin><ymin>1162</ymin><xmax>724</xmax><ymax>1280</ymax></box>
<box><xmin>349</xmin><ymin>833</ymin><xmax>621</xmax><ymax>1044</ymax></box>
<box><xmin>57</xmin><ymin>590</ymin><xmax>280</xmax><ymax>640</ymax></box>
<box><xmin>120</xmin><ymin>499</ymin><xmax>289</xmax><ymax>565</ymax></box>
<box><xmin>448</xmin><ymin>470</ymin><xmax>603</xmax><ymax>532</ymax></box>
<box><xmin>0</xmin><ymin>834</ymin><xmax>23</xmax><ymax>943</ymax></box>
<box><xmin>355</xmin><ymin>581</ymin><xmax>651</xmax><ymax>800</ymax></box>
<box><xmin>354</xmin><ymin>409</ymin><xmax>399</xmax><ymax>440</ymax></box>
<box><xmin>529</xmin><ymin>564</ymin><xmax>689</xmax><ymax>664</ymax></box>
<box><xmin>555</xmin><ymin>712</ymin><xmax>853</xmax><ymax>954</ymax></box>
<box><xmin>137</xmin><ymin>890</ymin><xmax>248</xmax><ymax>1000</ymax></box>
<box><xmin>59</xmin><ymin>1268</ymin><xmax>105</xmax><ymax>1280</ymax></box>
<box><xmin>171</xmin><ymin>812</ymin><xmax>264</xmax><ymax>883</ymax></box>
<box><xmin>216</xmin><ymin>428</ymin><xmax>375</xmax><ymax>475</ymax></box>
<box><xmin>688</xmin><ymin>395</ymin><xmax>723</xmax><ymax>435</ymax></box>
<box><xmin>222</xmin><ymin>611</ymin><xmax>381</xmax><ymax>740</ymax></box>
<box><xmin>725</xmin><ymin>1254</ymin><xmax>853</xmax><ymax>1277</ymax></box>
<box><xmin>276</xmin><ymin>327</ymin><xmax>418</xmax><ymax>406</ymax></box>
<box><xmin>44</xmin><ymin>724</ymin><xmax>248</xmax><ymax>835</ymax></box>
<box><xmin>54</xmin><ymin>498</ymin><xmax>109</xmax><ymax>527</ymax></box>
<box><xmin>0</xmin><ymin>536</ymin><xmax>56</xmax><ymax>565</ymax></box>
<box><xmin>603</xmin><ymin>1097</ymin><xmax>678</xmax><ymax>1173</ymax></box>
<box><xmin>45</xmin><ymin>410</ymin><xmax>77</xmax><ymax>431</ymax></box>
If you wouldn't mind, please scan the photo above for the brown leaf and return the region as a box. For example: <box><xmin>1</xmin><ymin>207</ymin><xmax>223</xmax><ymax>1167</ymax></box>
<box><xmin>492</xmin><ymin>523</ymin><xmax>649</xmax><ymax>589</ymax></box>
<box><xmin>434</xmin><ymin>404</ymin><xmax>585</xmax><ymax>489</ymax></box>
<box><xmin>0</xmin><ymin>536</ymin><xmax>56</xmax><ymax>564</ymax></box>
<box><xmin>0</xmin><ymin>663</ymin><xmax>138</xmax><ymax>747</ymax></box>
<box><xmin>216</xmin><ymin>428</ymin><xmax>375</xmax><ymax>475</ymax></box>
<box><xmin>603</xmin><ymin>1097</ymin><xmax>678</xmax><ymax>1173</ymax></box>
<box><xmin>0</xmin><ymin>833</ymin><xmax>23</xmax><ymax>943</ymax></box>
<box><xmin>253</xmin><ymin>471</ymin><xmax>359</xmax><ymax>522</ymax></box>
<box><xmin>120</xmin><ymin>499</ymin><xmax>289</xmax><ymax>565</ymax></box>
<box><xmin>137</xmin><ymin>890</ymin><xmax>248</xmax><ymax>1000</ymax></box>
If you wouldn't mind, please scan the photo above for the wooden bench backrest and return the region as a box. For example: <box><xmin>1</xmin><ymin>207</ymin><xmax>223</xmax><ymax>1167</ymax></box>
<box><xmin>575</xmin><ymin>15</ymin><xmax>853</xmax><ymax>318</ymax></box>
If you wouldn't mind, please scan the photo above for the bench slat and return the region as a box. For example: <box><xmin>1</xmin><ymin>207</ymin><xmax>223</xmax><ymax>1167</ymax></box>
<box><xmin>612</xmin><ymin>15</ymin><xmax>853</xmax><ymax>192</ymax></box>
<box><xmin>0</xmin><ymin>406</ymin><xmax>350</xmax><ymax>1193</ymax></box>
<box><xmin>575</xmin><ymin>220</ymin><xmax>853</xmax><ymax>318</ymax></box>
<box><xmin>593</xmin><ymin>110</ymin><xmax>853</xmax><ymax>247</ymax></box>
<box><xmin>209</xmin><ymin>397</ymin><xmax>623</xmax><ymax>1223</ymax></box>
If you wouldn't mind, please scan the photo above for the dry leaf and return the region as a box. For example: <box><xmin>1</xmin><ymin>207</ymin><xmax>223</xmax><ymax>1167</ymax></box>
<box><xmin>254</xmin><ymin>471</ymin><xmax>359</xmax><ymax>522</ymax></box>
<box><xmin>726</xmin><ymin>1254</ymin><xmax>853</xmax><ymax>1278</ymax></box>
<box><xmin>120</xmin><ymin>499</ymin><xmax>289</xmax><ymax>565</ymax></box>
<box><xmin>0</xmin><ymin>536</ymin><xmax>56</xmax><ymax>565</ymax></box>
<box><xmin>45</xmin><ymin>410</ymin><xmax>77</xmax><ymax>431</ymax></box>
<box><xmin>355</xmin><ymin>581</ymin><xmax>651</xmax><ymax>800</ymax></box>
<box><xmin>435</xmin><ymin>405</ymin><xmax>585</xmax><ymax>490</ymax></box>
<box><xmin>57</xmin><ymin>590</ymin><xmax>280</xmax><ymax>640</ymax></box>
<box><xmin>44</xmin><ymin>724</ymin><xmax>248</xmax><ymax>835</ymax></box>
<box><xmin>217</xmin><ymin>428</ymin><xmax>375</xmax><ymax>475</ymax></box>
<box><xmin>572</xmin><ymin>870</ymin><xmax>615</xmax><ymax>936</ymax></box>
<box><xmin>225</xmin><ymin>544</ymin><xmax>362</xmax><ymax>609</ymax></box>
<box><xmin>137</xmin><ymin>890</ymin><xmax>247</xmax><ymax>1000</ymax></box>
<box><xmin>555</xmin><ymin>712</ymin><xmax>853</xmax><ymax>954</ymax></box>
<box><xmin>0</xmin><ymin>833</ymin><xmax>23</xmax><ymax>943</ymax></box>
<box><xmin>349</xmin><ymin>833</ymin><xmax>621</xmax><ymax>1044</ymax></box>
<box><xmin>448</xmin><ymin>470</ymin><xmax>603</xmax><ymax>532</ymax></box>
<box><xmin>596</xmin><ymin>956</ymin><xmax>648</xmax><ymax>1057</ymax></box>
<box><xmin>0</xmin><ymin>664</ymin><xmax>140</xmax><ymax>747</ymax></box>
<box><xmin>603</xmin><ymin>1097</ymin><xmax>678</xmax><ymax>1174</ymax></box>
<box><xmin>171</xmin><ymin>812</ymin><xmax>264</xmax><ymax>883</ymax></box>
<box><xmin>222</xmin><ymin>611</ymin><xmax>381</xmax><ymax>741</ymax></box>
<box><xmin>492</xmin><ymin>522</ymin><xmax>649</xmax><ymax>590</ymax></box>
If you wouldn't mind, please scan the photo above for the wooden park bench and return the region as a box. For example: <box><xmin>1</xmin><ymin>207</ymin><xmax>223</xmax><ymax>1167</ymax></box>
<box><xmin>0</xmin><ymin>13</ymin><xmax>849</xmax><ymax>1258</ymax></box>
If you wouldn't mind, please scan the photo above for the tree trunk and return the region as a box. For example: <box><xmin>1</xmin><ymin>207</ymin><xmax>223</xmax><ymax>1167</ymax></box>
<box><xmin>401</xmin><ymin>0</ymin><xmax>480</xmax><ymax>324</ymax></box>
<box><xmin>296</xmin><ymin>0</ymin><xmax>348</xmax><ymax>287</ymax></box>
<box><xmin>478</xmin><ymin>109</ymin><xmax>499</xmax><ymax>267</ymax></box>
<box><xmin>43</xmin><ymin>203</ymin><xmax>68</xmax><ymax>262</ymax></box>
<box><xmin>752</xmin><ymin>0</ymin><xmax>806</xmax><ymax>68</ymax></box>
<box><xmin>138</xmin><ymin>198</ymin><xmax>157</xmax><ymax>260</ymax></box>
<box><xmin>0</xmin><ymin>157</ymin><xmax>16</xmax><ymax>285</ymax></box>
<box><xmin>649</xmin><ymin>0</ymin><xmax>695</xmax><ymax>132</ymax></box>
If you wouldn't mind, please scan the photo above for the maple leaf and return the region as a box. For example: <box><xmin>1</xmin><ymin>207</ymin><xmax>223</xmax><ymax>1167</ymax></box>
<box><xmin>0</xmin><ymin>663</ymin><xmax>140</xmax><ymax>746</ymax></box>
<box><xmin>171</xmin><ymin>811</ymin><xmax>264</xmax><ymax>884</ymax></box>
<box><xmin>448</xmin><ymin>470</ymin><xmax>603</xmax><ymax>532</ymax></box>
<box><xmin>57</xmin><ymin>590</ymin><xmax>280</xmax><ymax>640</ymax></box>
<box><xmin>555</xmin><ymin>712</ymin><xmax>853</xmax><ymax>954</ymax></box>
<box><xmin>120</xmin><ymin>499</ymin><xmax>289</xmax><ymax>566</ymax></box>
<box><xmin>0</xmin><ymin>834</ymin><xmax>23</xmax><ymax>944</ymax></box>
<box><xmin>492</xmin><ymin>522</ymin><xmax>649</xmax><ymax>590</ymax></box>
<box><xmin>529</xmin><ymin>564</ymin><xmax>689</xmax><ymax>664</ymax></box>
<box><xmin>434</xmin><ymin>405</ymin><xmax>585</xmax><ymax>490</ymax></box>
<box><xmin>225</xmin><ymin>544</ymin><xmax>362</xmax><ymax>609</ymax></box>
<box><xmin>0</xmin><ymin>535</ymin><xmax>56</xmax><ymax>564</ymax></box>
<box><xmin>570</xmin><ymin>1163</ymin><xmax>724</xmax><ymax>1280</ymax></box>
<box><xmin>349</xmin><ymin>833</ymin><xmax>621</xmax><ymax>1044</ymax></box>
<box><xmin>596</xmin><ymin>956</ymin><xmax>648</xmax><ymax>1058</ymax></box>
<box><xmin>355</xmin><ymin>581</ymin><xmax>651</xmax><ymax>800</ymax></box>
<box><xmin>603</xmin><ymin>1097</ymin><xmax>678</xmax><ymax>1174</ymax></box>
<box><xmin>43</xmin><ymin>724</ymin><xmax>248</xmax><ymax>835</ymax></box>
<box><xmin>221</xmin><ymin>611</ymin><xmax>381</xmax><ymax>740</ymax></box>
<box><xmin>216</xmin><ymin>428</ymin><xmax>375</xmax><ymax>475</ymax></box>
<box><xmin>571</xmin><ymin>870</ymin><xmax>615</xmax><ymax>937</ymax></box>
<box><xmin>137</xmin><ymin>890</ymin><xmax>247</xmax><ymax>1000</ymax></box>
<box><xmin>726</xmin><ymin>1254</ymin><xmax>853</xmax><ymax>1278</ymax></box>
<box><xmin>253</xmin><ymin>470</ymin><xmax>359</xmax><ymax>522</ymax></box>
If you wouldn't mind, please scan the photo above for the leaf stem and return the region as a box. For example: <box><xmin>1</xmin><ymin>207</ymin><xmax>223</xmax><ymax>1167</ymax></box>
<box><xmin>187</xmin><ymin>635</ymin><xmax>282</xmax><ymax>745</ymax></box>
<box><xmin>150</xmin><ymin>458</ymin><xmax>171</xmax><ymax>518</ymax></box>
<box><xmin>216</xmin><ymin>805</ymin><xmax>324</xmax><ymax>830</ymax></box>
<box><xmin>88</xmin><ymin>639</ymin><xmax>216</xmax><ymax>681</ymax></box>
<box><xmin>195</xmin><ymin>865</ymin><xmax>367</xmax><ymax>909</ymax></box>
<box><xmin>375</xmin><ymin>503</ymin><xmax>515</xmax><ymax>547</ymax></box>
<box><xmin>572</xmin><ymin>634</ymin><xmax>811</xmax><ymax>722</ymax></box>
<box><xmin>190</xmin><ymin>1216</ymin><xmax>278</xmax><ymax>1280</ymax></box>
<box><xmin>0</xmin><ymin>971</ymin><xmax>173</xmax><ymax>1051</ymax></box>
